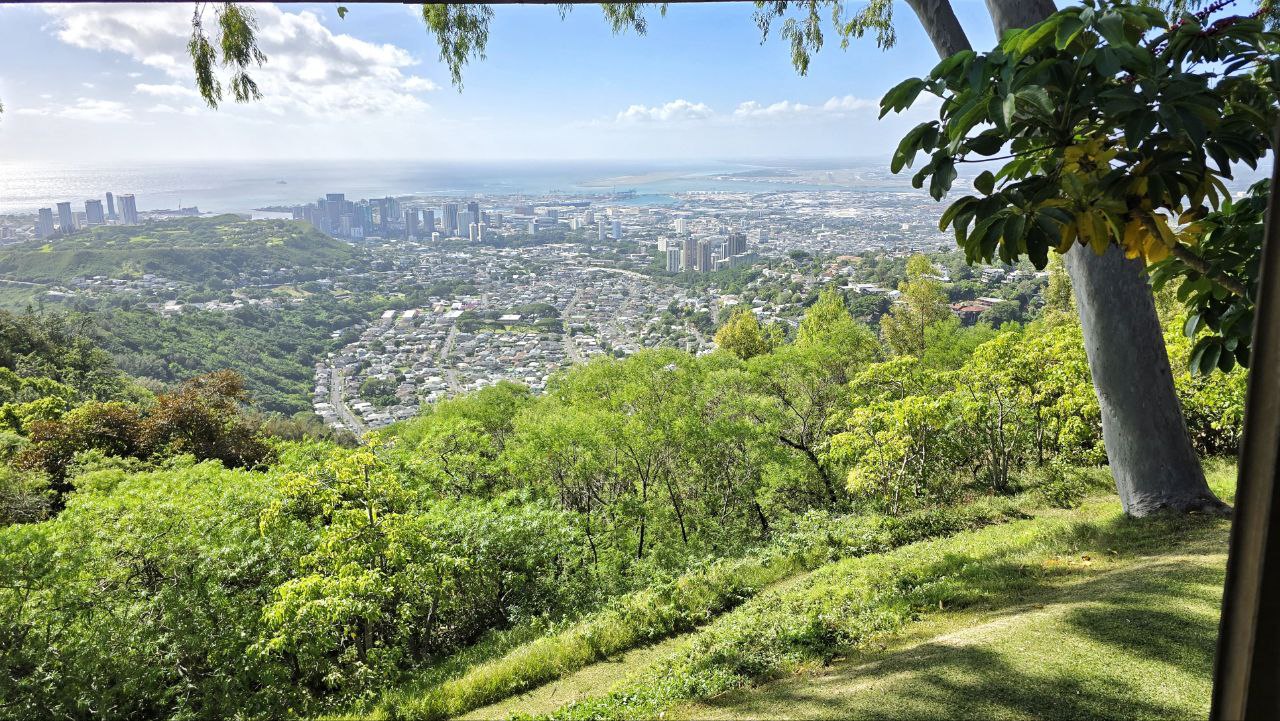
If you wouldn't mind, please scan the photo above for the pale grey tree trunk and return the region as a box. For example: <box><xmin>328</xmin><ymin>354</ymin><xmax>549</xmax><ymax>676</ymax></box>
<box><xmin>904</xmin><ymin>0</ymin><xmax>972</xmax><ymax>56</ymax></box>
<box><xmin>982</xmin><ymin>0</ymin><xmax>1226</xmax><ymax>515</ymax></box>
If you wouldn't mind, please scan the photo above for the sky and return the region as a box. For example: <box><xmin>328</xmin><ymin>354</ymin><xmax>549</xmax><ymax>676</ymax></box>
<box><xmin>0</xmin><ymin>1</ymin><xmax>1004</xmax><ymax>163</ymax></box>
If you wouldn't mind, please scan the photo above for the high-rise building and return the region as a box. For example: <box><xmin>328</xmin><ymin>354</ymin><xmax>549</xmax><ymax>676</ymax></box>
<box><xmin>36</xmin><ymin>208</ymin><xmax>55</xmax><ymax>238</ymax></box>
<box><xmin>682</xmin><ymin>236</ymin><xmax>698</xmax><ymax>272</ymax></box>
<box><xmin>698</xmin><ymin>239</ymin><xmax>715</xmax><ymax>273</ymax></box>
<box><xmin>477</xmin><ymin>222</ymin><xmax>487</xmax><ymax>242</ymax></box>
<box><xmin>728</xmin><ymin>231</ymin><xmax>747</xmax><ymax>256</ymax></box>
<box><xmin>611</xmin><ymin>219</ymin><xmax>622</xmax><ymax>240</ymax></box>
<box><xmin>106</xmin><ymin>192</ymin><xmax>117</xmax><ymax>221</ymax></box>
<box><xmin>404</xmin><ymin>209</ymin><xmax>420</xmax><ymax>239</ymax></box>
<box><xmin>423</xmin><ymin>210</ymin><xmax>435</xmax><ymax>235</ymax></box>
<box><xmin>583</xmin><ymin>209</ymin><xmax>595</xmax><ymax>224</ymax></box>
<box><xmin>457</xmin><ymin>210</ymin><xmax>475</xmax><ymax>232</ymax></box>
<box><xmin>85</xmin><ymin>199</ymin><xmax>105</xmax><ymax>226</ymax></box>
<box><xmin>597</xmin><ymin>220</ymin><xmax>606</xmax><ymax>242</ymax></box>
<box><xmin>56</xmin><ymin>202</ymin><xmax>74</xmax><ymax>234</ymax></box>
<box><xmin>468</xmin><ymin>222</ymin><xmax>479</xmax><ymax>243</ymax></box>
<box><xmin>466</xmin><ymin>201</ymin><xmax>479</xmax><ymax>224</ymax></box>
<box><xmin>443</xmin><ymin>202</ymin><xmax>459</xmax><ymax>236</ymax></box>
<box><xmin>665</xmin><ymin>248</ymin><xmax>681</xmax><ymax>272</ymax></box>
<box><xmin>324</xmin><ymin>193</ymin><xmax>345</xmax><ymax>234</ymax></box>
<box><xmin>675</xmin><ymin>218</ymin><xmax>689</xmax><ymax>235</ymax></box>
<box><xmin>118</xmin><ymin>194</ymin><xmax>139</xmax><ymax>225</ymax></box>
<box><xmin>355</xmin><ymin>202</ymin><xmax>375</xmax><ymax>235</ymax></box>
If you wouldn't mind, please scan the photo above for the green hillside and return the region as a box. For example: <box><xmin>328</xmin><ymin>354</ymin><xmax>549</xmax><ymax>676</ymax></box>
<box><xmin>0</xmin><ymin>215</ymin><xmax>358</xmax><ymax>283</ymax></box>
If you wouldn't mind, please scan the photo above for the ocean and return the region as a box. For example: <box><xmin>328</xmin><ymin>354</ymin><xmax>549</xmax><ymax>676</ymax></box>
<box><xmin>0</xmin><ymin>159</ymin><xmax>895</xmax><ymax>216</ymax></box>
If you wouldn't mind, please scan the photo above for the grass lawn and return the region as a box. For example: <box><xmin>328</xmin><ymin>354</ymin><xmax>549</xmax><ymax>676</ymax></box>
<box><xmin>540</xmin><ymin>463</ymin><xmax>1235</xmax><ymax>720</ymax></box>
<box><xmin>675</xmin><ymin>525</ymin><xmax>1227</xmax><ymax>719</ymax></box>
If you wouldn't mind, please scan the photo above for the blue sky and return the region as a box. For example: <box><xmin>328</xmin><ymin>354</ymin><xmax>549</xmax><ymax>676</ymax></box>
<box><xmin>0</xmin><ymin>2</ymin><xmax>1003</xmax><ymax>162</ymax></box>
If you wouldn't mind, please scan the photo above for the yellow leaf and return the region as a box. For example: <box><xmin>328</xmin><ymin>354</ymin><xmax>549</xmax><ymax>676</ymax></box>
<box><xmin>1057</xmin><ymin>221</ymin><xmax>1078</xmax><ymax>253</ymax></box>
<box><xmin>1089</xmin><ymin>212</ymin><xmax>1110</xmax><ymax>255</ymax></box>
<box><xmin>1144</xmin><ymin>235</ymin><xmax>1170</xmax><ymax>263</ymax></box>
<box><xmin>1122</xmin><ymin>219</ymin><xmax>1145</xmax><ymax>259</ymax></box>
<box><xmin>1153</xmin><ymin>214</ymin><xmax>1177</xmax><ymax>247</ymax></box>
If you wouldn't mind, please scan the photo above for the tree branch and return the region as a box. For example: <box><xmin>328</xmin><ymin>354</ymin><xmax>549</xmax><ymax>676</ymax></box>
<box><xmin>1167</xmin><ymin>242</ymin><xmax>1251</xmax><ymax>298</ymax></box>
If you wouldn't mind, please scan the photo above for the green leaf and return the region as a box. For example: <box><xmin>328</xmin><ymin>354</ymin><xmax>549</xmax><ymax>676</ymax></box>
<box><xmin>1055</xmin><ymin>16</ymin><xmax>1085</xmax><ymax>49</ymax></box>
<box><xmin>966</xmin><ymin>133</ymin><xmax>1004</xmax><ymax>157</ymax></box>
<box><xmin>1016</xmin><ymin>86</ymin><xmax>1055</xmax><ymax>117</ymax></box>
<box><xmin>1018</xmin><ymin>18</ymin><xmax>1059</xmax><ymax>54</ymax></box>
<box><xmin>1097</xmin><ymin>12</ymin><xmax>1129</xmax><ymax>47</ymax></box>
<box><xmin>1197</xmin><ymin>340</ymin><xmax>1222</xmax><ymax>375</ymax></box>
<box><xmin>938</xmin><ymin>196</ymin><xmax>975</xmax><ymax>231</ymax></box>
<box><xmin>974</xmin><ymin>170</ymin><xmax>996</xmax><ymax>195</ymax></box>
<box><xmin>890</xmin><ymin>123</ymin><xmax>930</xmax><ymax>174</ymax></box>
<box><xmin>929</xmin><ymin>50</ymin><xmax>974</xmax><ymax>81</ymax></box>
<box><xmin>929</xmin><ymin>158</ymin><xmax>957</xmax><ymax>201</ymax></box>
<box><xmin>1002</xmin><ymin>213</ymin><xmax>1027</xmax><ymax>254</ymax></box>
<box><xmin>337</xmin><ymin>6</ymin><xmax>348</xmax><ymax>19</ymax></box>
<box><xmin>880</xmin><ymin>77</ymin><xmax>926</xmax><ymax>119</ymax></box>
<box><xmin>1002</xmin><ymin>93</ymin><xmax>1017</xmax><ymax>127</ymax></box>
<box><xmin>1184</xmin><ymin>312</ymin><xmax>1202</xmax><ymax>338</ymax></box>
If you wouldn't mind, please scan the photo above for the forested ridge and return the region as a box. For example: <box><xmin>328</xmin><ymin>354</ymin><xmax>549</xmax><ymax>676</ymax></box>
<box><xmin>0</xmin><ymin>215</ymin><xmax>357</xmax><ymax>285</ymax></box>
<box><xmin>0</xmin><ymin>258</ymin><xmax>1247</xmax><ymax>719</ymax></box>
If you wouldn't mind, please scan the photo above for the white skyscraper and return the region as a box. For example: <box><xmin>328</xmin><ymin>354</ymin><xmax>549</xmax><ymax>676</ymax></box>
<box><xmin>118</xmin><ymin>194</ymin><xmax>139</xmax><ymax>225</ymax></box>
<box><xmin>665</xmin><ymin>248</ymin><xmax>681</xmax><ymax>272</ymax></box>
<box><xmin>597</xmin><ymin>220</ymin><xmax>606</xmax><ymax>242</ymax></box>
<box><xmin>56</xmin><ymin>202</ymin><xmax>74</xmax><ymax>234</ymax></box>
<box><xmin>611</xmin><ymin>219</ymin><xmax>622</xmax><ymax>240</ymax></box>
<box><xmin>36</xmin><ymin>208</ymin><xmax>55</xmax><ymax>238</ymax></box>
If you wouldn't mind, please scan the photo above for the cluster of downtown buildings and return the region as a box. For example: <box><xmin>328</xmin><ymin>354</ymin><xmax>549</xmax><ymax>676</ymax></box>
<box><xmin>293</xmin><ymin>191</ymin><xmax>751</xmax><ymax>275</ymax></box>
<box><xmin>291</xmin><ymin>192</ymin><xmax>641</xmax><ymax>246</ymax></box>
<box><xmin>34</xmin><ymin>193</ymin><xmax>140</xmax><ymax>238</ymax></box>
<box><xmin>291</xmin><ymin>194</ymin><xmax>506</xmax><ymax>243</ymax></box>
<box><xmin>658</xmin><ymin>229</ymin><xmax>752</xmax><ymax>273</ymax></box>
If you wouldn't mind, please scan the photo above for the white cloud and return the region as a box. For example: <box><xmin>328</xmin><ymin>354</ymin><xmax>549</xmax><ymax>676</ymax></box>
<box><xmin>15</xmin><ymin>97</ymin><xmax>132</xmax><ymax>122</ymax></box>
<box><xmin>610</xmin><ymin>94</ymin><xmax>879</xmax><ymax>128</ymax></box>
<box><xmin>733</xmin><ymin>95</ymin><xmax>876</xmax><ymax>121</ymax></box>
<box><xmin>40</xmin><ymin>3</ymin><xmax>439</xmax><ymax>120</ymax></box>
<box><xmin>135</xmin><ymin>83</ymin><xmax>199</xmax><ymax>99</ymax></box>
<box><xmin>402</xmin><ymin>76</ymin><xmax>440</xmax><ymax>92</ymax></box>
<box><xmin>615</xmin><ymin>99</ymin><xmax>714</xmax><ymax>124</ymax></box>
<box><xmin>822</xmin><ymin>95</ymin><xmax>877</xmax><ymax>113</ymax></box>
<box><xmin>146</xmin><ymin>103</ymin><xmax>201</xmax><ymax>116</ymax></box>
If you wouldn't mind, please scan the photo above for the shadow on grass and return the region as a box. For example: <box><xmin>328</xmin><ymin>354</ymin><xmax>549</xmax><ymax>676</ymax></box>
<box><xmin>1060</xmin><ymin>561</ymin><xmax>1223</xmax><ymax>675</ymax></box>
<box><xmin>686</xmin><ymin>508</ymin><xmax>1231</xmax><ymax>720</ymax></box>
<box><xmin>720</xmin><ymin>643</ymin><xmax>1196</xmax><ymax>720</ymax></box>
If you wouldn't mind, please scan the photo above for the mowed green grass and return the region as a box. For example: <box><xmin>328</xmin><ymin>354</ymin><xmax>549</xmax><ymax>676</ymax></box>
<box><xmin>669</xmin><ymin>465</ymin><xmax>1236</xmax><ymax>721</ymax></box>
<box><xmin>676</xmin><ymin>533</ymin><xmax>1226</xmax><ymax>719</ymax></box>
<box><xmin>534</xmin><ymin>463</ymin><xmax>1235</xmax><ymax>721</ymax></box>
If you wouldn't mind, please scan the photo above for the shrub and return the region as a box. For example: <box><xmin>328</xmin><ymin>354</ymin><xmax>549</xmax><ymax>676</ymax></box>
<box><xmin>1034</xmin><ymin>465</ymin><xmax>1089</xmax><ymax>509</ymax></box>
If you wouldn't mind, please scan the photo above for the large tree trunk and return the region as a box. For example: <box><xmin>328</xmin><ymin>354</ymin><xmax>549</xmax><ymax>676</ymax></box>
<box><xmin>1065</xmin><ymin>246</ymin><xmax>1227</xmax><ymax>514</ymax></box>
<box><xmin>904</xmin><ymin>0</ymin><xmax>972</xmax><ymax>56</ymax></box>
<box><xmin>978</xmin><ymin>0</ymin><xmax>1226</xmax><ymax>516</ymax></box>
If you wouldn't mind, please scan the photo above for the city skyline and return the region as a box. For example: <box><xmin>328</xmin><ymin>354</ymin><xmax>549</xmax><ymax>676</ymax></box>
<box><xmin>0</xmin><ymin>2</ymin><xmax>1002</xmax><ymax>163</ymax></box>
